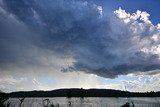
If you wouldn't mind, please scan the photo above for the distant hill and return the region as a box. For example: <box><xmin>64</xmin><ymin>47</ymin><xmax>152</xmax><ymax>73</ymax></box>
<box><xmin>0</xmin><ymin>91</ymin><xmax>7</xmax><ymax>98</ymax></box>
<box><xmin>5</xmin><ymin>88</ymin><xmax>160</xmax><ymax>97</ymax></box>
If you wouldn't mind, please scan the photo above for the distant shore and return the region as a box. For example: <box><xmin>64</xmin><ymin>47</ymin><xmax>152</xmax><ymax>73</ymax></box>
<box><xmin>1</xmin><ymin>88</ymin><xmax>160</xmax><ymax>98</ymax></box>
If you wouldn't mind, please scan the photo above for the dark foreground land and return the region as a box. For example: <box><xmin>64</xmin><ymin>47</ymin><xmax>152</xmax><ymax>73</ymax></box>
<box><xmin>1</xmin><ymin>88</ymin><xmax>160</xmax><ymax>98</ymax></box>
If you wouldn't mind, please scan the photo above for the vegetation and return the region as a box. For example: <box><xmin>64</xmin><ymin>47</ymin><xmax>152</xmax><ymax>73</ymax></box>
<box><xmin>1</xmin><ymin>89</ymin><xmax>160</xmax><ymax>107</ymax></box>
<box><xmin>4</xmin><ymin>88</ymin><xmax>160</xmax><ymax>97</ymax></box>
<box><xmin>0</xmin><ymin>91</ymin><xmax>9</xmax><ymax>107</ymax></box>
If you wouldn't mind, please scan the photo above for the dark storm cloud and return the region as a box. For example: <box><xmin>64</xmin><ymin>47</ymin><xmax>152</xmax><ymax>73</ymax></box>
<box><xmin>0</xmin><ymin>0</ymin><xmax>160</xmax><ymax>78</ymax></box>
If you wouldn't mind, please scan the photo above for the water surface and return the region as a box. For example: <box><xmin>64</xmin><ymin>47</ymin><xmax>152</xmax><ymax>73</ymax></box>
<box><xmin>4</xmin><ymin>97</ymin><xmax>160</xmax><ymax>107</ymax></box>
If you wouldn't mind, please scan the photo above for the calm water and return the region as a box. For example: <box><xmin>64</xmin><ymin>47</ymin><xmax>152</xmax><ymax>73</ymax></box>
<box><xmin>4</xmin><ymin>97</ymin><xmax>160</xmax><ymax>107</ymax></box>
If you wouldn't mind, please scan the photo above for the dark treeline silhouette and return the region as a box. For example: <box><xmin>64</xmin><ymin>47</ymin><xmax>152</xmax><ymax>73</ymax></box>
<box><xmin>0</xmin><ymin>91</ymin><xmax>9</xmax><ymax>107</ymax></box>
<box><xmin>1</xmin><ymin>88</ymin><xmax>160</xmax><ymax>98</ymax></box>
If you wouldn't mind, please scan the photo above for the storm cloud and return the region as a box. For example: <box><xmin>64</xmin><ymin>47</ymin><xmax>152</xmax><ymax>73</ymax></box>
<box><xmin>0</xmin><ymin>0</ymin><xmax>160</xmax><ymax>78</ymax></box>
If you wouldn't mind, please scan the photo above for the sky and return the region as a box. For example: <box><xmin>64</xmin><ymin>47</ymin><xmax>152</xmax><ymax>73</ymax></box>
<box><xmin>0</xmin><ymin>0</ymin><xmax>160</xmax><ymax>92</ymax></box>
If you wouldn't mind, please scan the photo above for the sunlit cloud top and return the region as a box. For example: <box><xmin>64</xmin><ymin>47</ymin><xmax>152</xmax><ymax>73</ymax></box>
<box><xmin>0</xmin><ymin>0</ymin><xmax>160</xmax><ymax>92</ymax></box>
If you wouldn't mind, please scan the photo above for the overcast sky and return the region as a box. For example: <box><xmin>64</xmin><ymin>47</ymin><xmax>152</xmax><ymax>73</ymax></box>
<box><xmin>0</xmin><ymin>0</ymin><xmax>160</xmax><ymax>92</ymax></box>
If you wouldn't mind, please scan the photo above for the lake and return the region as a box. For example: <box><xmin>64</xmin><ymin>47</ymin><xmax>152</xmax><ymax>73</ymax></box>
<box><xmin>3</xmin><ymin>97</ymin><xmax>160</xmax><ymax>107</ymax></box>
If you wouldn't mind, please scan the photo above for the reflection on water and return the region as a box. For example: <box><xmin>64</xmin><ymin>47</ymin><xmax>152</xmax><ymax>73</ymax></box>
<box><xmin>3</xmin><ymin>97</ymin><xmax>160</xmax><ymax>107</ymax></box>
